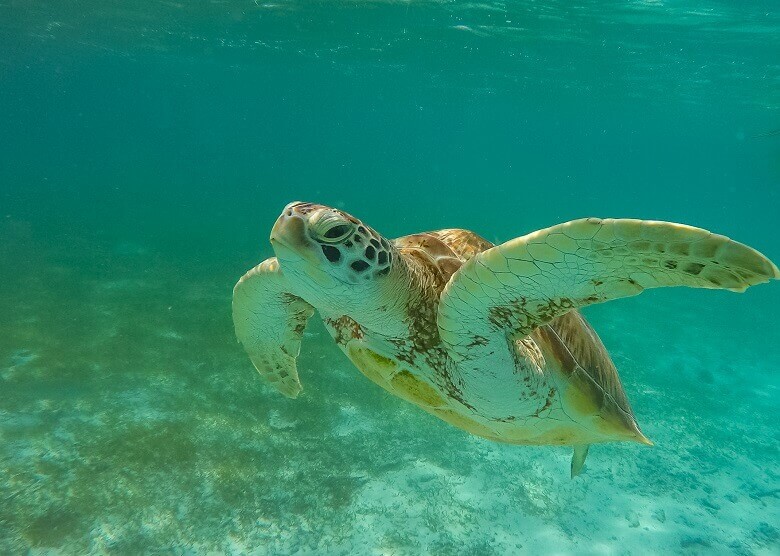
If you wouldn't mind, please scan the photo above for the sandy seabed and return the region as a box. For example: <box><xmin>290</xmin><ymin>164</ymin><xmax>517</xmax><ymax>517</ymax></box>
<box><xmin>0</xmin><ymin>242</ymin><xmax>778</xmax><ymax>555</ymax></box>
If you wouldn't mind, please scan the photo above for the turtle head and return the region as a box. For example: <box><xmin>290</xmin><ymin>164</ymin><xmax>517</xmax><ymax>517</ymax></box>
<box><xmin>270</xmin><ymin>201</ymin><xmax>395</xmax><ymax>313</ymax></box>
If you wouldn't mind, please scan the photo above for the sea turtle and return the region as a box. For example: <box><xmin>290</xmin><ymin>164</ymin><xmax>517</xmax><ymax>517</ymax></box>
<box><xmin>232</xmin><ymin>202</ymin><xmax>779</xmax><ymax>477</ymax></box>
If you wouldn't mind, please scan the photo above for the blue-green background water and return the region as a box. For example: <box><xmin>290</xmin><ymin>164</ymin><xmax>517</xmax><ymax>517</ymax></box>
<box><xmin>1</xmin><ymin>1</ymin><xmax>778</xmax><ymax>553</ymax></box>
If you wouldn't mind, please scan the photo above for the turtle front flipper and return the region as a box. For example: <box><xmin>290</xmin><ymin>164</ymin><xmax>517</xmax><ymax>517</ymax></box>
<box><xmin>437</xmin><ymin>218</ymin><xmax>778</xmax><ymax>433</ymax></box>
<box><xmin>439</xmin><ymin>218</ymin><xmax>779</xmax><ymax>363</ymax></box>
<box><xmin>232</xmin><ymin>257</ymin><xmax>315</xmax><ymax>398</ymax></box>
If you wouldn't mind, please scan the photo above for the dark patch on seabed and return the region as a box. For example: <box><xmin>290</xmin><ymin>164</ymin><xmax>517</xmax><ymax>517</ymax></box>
<box><xmin>1</xmin><ymin>0</ymin><xmax>779</xmax><ymax>553</ymax></box>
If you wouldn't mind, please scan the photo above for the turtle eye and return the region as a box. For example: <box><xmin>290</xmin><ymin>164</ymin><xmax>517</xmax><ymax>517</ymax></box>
<box><xmin>322</xmin><ymin>224</ymin><xmax>352</xmax><ymax>241</ymax></box>
<box><xmin>309</xmin><ymin>212</ymin><xmax>356</xmax><ymax>244</ymax></box>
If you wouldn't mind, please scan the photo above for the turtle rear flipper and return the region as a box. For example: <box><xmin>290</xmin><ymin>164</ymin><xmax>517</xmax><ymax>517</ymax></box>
<box><xmin>232</xmin><ymin>257</ymin><xmax>315</xmax><ymax>398</ymax></box>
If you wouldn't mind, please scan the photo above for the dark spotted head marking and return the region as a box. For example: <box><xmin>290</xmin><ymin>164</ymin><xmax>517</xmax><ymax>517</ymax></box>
<box><xmin>321</xmin><ymin>244</ymin><xmax>341</xmax><ymax>263</ymax></box>
<box><xmin>270</xmin><ymin>201</ymin><xmax>397</xmax><ymax>288</ymax></box>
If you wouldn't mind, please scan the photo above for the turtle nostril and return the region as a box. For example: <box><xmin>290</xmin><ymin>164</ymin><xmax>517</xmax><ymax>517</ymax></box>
<box><xmin>283</xmin><ymin>201</ymin><xmax>306</xmax><ymax>217</ymax></box>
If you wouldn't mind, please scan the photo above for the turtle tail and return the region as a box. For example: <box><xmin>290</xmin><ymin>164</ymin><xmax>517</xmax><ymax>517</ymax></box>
<box><xmin>571</xmin><ymin>444</ymin><xmax>590</xmax><ymax>478</ymax></box>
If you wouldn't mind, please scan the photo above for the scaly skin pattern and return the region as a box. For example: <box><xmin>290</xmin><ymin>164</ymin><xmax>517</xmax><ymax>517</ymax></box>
<box><xmin>436</xmin><ymin>218</ymin><xmax>779</xmax><ymax>443</ymax></box>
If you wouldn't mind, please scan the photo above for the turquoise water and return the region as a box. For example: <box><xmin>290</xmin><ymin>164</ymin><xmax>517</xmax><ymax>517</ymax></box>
<box><xmin>1</xmin><ymin>1</ymin><xmax>779</xmax><ymax>553</ymax></box>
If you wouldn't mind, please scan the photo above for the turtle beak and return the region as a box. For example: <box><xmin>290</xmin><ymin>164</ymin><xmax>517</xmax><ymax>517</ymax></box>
<box><xmin>270</xmin><ymin>203</ymin><xmax>321</xmax><ymax>267</ymax></box>
<box><xmin>271</xmin><ymin>203</ymin><xmax>307</xmax><ymax>250</ymax></box>
<box><xmin>270</xmin><ymin>201</ymin><xmax>340</xmax><ymax>290</ymax></box>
